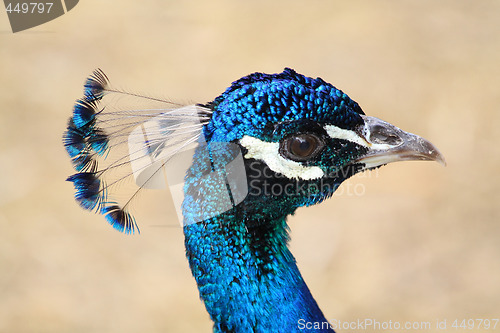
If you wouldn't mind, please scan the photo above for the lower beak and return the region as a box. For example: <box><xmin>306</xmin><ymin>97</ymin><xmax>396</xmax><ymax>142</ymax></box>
<box><xmin>354</xmin><ymin>115</ymin><xmax>446</xmax><ymax>169</ymax></box>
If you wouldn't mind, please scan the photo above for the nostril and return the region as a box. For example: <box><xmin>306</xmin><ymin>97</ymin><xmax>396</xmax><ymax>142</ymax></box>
<box><xmin>369</xmin><ymin>125</ymin><xmax>402</xmax><ymax>145</ymax></box>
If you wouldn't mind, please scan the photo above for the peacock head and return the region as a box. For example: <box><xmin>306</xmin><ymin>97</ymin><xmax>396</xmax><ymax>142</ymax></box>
<box><xmin>192</xmin><ymin>68</ymin><xmax>445</xmax><ymax>220</ymax></box>
<box><xmin>65</xmin><ymin>68</ymin><xmax>445</xmax><ymax>233</ymax></box>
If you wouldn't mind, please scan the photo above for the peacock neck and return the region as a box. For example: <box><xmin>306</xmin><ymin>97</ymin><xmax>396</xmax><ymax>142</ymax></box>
<box><xmin>183</xmin><ymin>210</ymin><xmax>334</xmax><ymax>333</ymax></box>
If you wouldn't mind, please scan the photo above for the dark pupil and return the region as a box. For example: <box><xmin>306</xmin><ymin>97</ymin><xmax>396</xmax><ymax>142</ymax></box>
<box><xmin>291</xmin><ymin>135</ymin><xmax>317</xmax><ymax>157</ymax></box>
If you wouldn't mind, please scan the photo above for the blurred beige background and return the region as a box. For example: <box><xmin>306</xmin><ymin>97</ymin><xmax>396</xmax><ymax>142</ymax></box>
<box><xmin>1</xmin><ymin>1</ymin><xmax>499</xmax><ymax>332</ymax></box>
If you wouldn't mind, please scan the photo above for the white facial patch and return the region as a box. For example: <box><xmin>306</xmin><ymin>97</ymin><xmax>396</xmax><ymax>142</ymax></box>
<box><xmin>239</xmin><ymin>136</ymin><xmax>324</xmax><ymax>180</ymax></box>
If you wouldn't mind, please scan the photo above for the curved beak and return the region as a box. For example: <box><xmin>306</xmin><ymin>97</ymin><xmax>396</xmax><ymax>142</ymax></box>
<box><xmin>354</xmin><ymin>115</ymin><xmax>446</xmax><ymax>169</ymax></box>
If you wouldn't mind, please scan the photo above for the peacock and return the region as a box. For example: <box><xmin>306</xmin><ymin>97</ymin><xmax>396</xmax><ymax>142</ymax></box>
<box><xmin>64</xmin><ymin>68</ymin><xmax>445</xmax><ymax>332</ymax></box>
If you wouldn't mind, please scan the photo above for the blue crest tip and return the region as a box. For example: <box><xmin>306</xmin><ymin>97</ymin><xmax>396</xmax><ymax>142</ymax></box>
<box><xmin>101</xmin><ymin>205</ymin><xmax>139</xmax><ymax>235</ymax></box>
<box><xmin>63</xmin><ymin>125</ymin><xmax>86</xmax><ymax>158</ymax></box>
<box><xmin>72</xmin><ymin>99</ymin><xmax>98</xmax><ymax>128</ymax></box>
<box><xmin>70</xmin><ymin>151</ymin><xmax>97</xmax><ymax>172</ymax></box>
<box><xmin>88</xmin><ymin>128</ymin><xmax>109</xmax><ymax>156</ymax></box>
<box><xmin>67</xmin><ymin>172</ymin><xmax>103</xmax><ymax>211</ymax></box>
<box><xmin>84</xmin><ymin>69</ymin><xmax>109</xmax><ymax>101</ymax></box>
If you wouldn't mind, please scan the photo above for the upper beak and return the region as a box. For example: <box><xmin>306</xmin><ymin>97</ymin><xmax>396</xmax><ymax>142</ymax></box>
<box><xmin>354</xmin><ymin>115</ymin><xmax>446</xmax><ymax>168</ymax></box>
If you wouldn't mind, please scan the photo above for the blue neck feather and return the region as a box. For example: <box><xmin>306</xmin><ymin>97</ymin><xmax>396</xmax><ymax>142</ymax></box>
<box><xmin>181</xmin><ymin>147</ymin><xmax>340</xmax><ymax>331</ymax></box>
<box><xmin>184</xmin><ymin>211</ymin><xmax>333</xmax><ymax>332</ymax></box>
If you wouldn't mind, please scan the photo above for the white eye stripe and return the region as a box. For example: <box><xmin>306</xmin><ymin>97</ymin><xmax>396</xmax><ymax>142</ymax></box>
<box><xmin>324</xmin><ymin>124</ymin><xmax>393</xmax><ymax>151</ymax></box>
<box><xmin>324</xmin><ymin>124</ymin><xmax>369</xmax><ymax>147</ymax></box>
<box><xmin>239</xmin><ymin>136</ymin><xmax>324</xmax><ymax>180</ymax></box>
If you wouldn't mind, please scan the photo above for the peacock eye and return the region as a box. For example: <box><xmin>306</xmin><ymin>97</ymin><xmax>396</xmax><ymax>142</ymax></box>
<box><xmin>279</xmin><ymin>133</ymin><xmax>324</xmax><ymax>162</ymax></box>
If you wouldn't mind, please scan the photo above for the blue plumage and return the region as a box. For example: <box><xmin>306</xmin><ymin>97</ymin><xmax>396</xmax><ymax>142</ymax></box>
<box><xmin>72</xmin><ymin>99</ymin><xmax>98</xmax><ymax>128</ymax></box>
<box><xmin>206</xmin><ymin>68</ymin><xmax>363</xmax><ymax>143</ymax></box>
<box><xmin>101</xmin><ymin>205</ymin><xmax>138</xmax><ymax>234</ymax></box>
<box><xmin>64</xmin><ymin>69</ymin><xmax>134</xmax><ymax>233</ymax></box>
<box><xmin>88</xmin><ymin>128</ymin><xmax>109</xmax><ymax>156</ymax></box>
<box><xmin>66</xmin><ymin>172</ymin><xmax>102</xmax><ymax>210</ymax></box>
<box><xmin>83</xmin><ymin>69</ymin><xmax>108</xmax><ymax>101</ymax></box>
<box><xmin>64</xmin><ymin>68</ymin><xmax>444</xmax><ymax>332</ymax></box>
<box><xmin>63</xmin><ymin>119</ymin><xmax>87</xmax><ymax>158</ymax></box>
